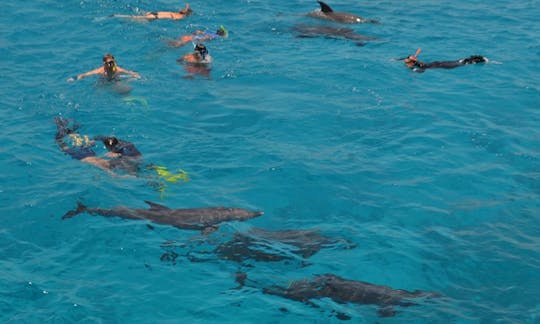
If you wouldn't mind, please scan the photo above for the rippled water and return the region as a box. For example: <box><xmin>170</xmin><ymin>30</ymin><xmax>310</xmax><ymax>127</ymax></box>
<box><xmin>1</xmin><ymin>0</ymin><xmax>539</xmax><ymax>322</ymax></box>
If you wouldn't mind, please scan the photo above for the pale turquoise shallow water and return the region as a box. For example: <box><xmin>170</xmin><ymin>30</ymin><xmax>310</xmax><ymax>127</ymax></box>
<box><xmin>1</xmin><ymin>0</ymin><xmax>539</xmax><ymax>323</ymax></box>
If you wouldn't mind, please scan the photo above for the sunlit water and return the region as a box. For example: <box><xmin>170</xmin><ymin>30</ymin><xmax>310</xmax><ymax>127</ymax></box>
<box><xmin>1</xmin><ymin>0</ymin><xmax>539</xmax><ymax>322</ymax></box>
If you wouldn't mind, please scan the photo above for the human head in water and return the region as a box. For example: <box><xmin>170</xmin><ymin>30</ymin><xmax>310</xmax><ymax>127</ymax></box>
<box><xmin>98</xmin><ymin>136</ymin><xmax>141</xmax><ymax>158</ymax></box>
<box><xmin>403</xmin><ymin>48</ymin><xmax>421</xmax><ymax>68</ymax></box>
<box><xmin>102</xmin><ymin>54</ymin><xmax>117</xmax><ymax>77</ymax></box>
<box><xmin>179</xmin><ymin>6</ymin><xmax>193</xmax><ymax>15</ymax></box>
<box><xmin>216</xmin><ymin>25</ymin><xmax>228</xmax><ymax>37</ymax></box>
<box><xmin>102</xmin><ymin>136</ymin><xmax>119</xmax><ymax>150</ymax></box>
<box><xmin>194</xmin><ymin>43</ymin><xmax>208</xmax><ymax>59</ymax></box>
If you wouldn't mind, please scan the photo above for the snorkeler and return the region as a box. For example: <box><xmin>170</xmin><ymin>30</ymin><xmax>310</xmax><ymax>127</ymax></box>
<box><xmin>76</xmin><ymin>54</ymin><xmax>141</xmax><ymax>81</ymax></box>
<box><xmin>54</xmin><ymin>117</ymin><xmax>142</xmax><ymax>174</ymax></box>
<box><xmin>94</xmin><ymin>135</ymin><xmax>142</xmax><ymax>174</ymax></box>
<box><xmin>402</xmin><ymin>48</ymin><xmax>488</xmax><ymax>73</ymax></box>
<box><xmin>169</xmin><ymin>25</ymin><xmax>228</xmax><ymax>47</ymax></box>
<box><xmin>112</xmin><ymin>3</ymin><xmax>192</xmax><ymax>20</ymax></box>
<box><xmin>179</xmin><ymin>43</ymin><xmax>212</xmax><ymax>64</ymax></box>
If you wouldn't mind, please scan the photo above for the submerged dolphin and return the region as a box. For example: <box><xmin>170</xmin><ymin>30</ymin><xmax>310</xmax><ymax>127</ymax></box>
<box><xmin>63</xmin><ymin>201</ymin><xmax>263</xmax><ymax>234</ymax></box>
<box><xmin>293</xmin><ymin>24</ymin><xmax>377</xmax><ymax>46</ymax></box>
<box><xmin>307</xmin><ymin>1</ymin><xmax>379</xmax><ymax>24</ymax></box>
<box><xmin>262</xmin><ymin>274</ymin><xmax>441</xmax><ymax>318</ymax></box>
<box><xmin>188</xmin><ymin>228</ymin><xmax>356</xmax><ymax>264</ymax></box>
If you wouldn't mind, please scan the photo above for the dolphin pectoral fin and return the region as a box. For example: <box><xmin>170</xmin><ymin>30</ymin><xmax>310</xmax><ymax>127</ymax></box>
<box><xmin>318</xmin><ymin>1</ymin><xmax>334</xmax><ymax>13</ymax></box>
<box><xmin>144</xmin><ymin>200</ymin><xmax>170</xmax><ymax>211</ymax></box>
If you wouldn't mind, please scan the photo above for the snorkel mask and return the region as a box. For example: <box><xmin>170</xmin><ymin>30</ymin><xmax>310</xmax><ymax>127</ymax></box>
<box><xmin>404</xmin><ymin>48</ymin><xmax>421</xmax><ymax>67</ymax></box>
<box><xmin>103</xmin><ymin>55</ymin><xmax>118</xmax><ymax>78</ymax></box>
<box><xmin>105</xmin><ymin>60</ymin><xmax>117</xmax><ymax>72</ymax></box>
<box><xmin>217</xmin><ymin>25</ymin><xmax>228</xmax><ymax>37</ymax></box>
<box><xmin>195</xmin><ymin>43</ymin><xmax>208</xmax><ymax>60</ymax></box>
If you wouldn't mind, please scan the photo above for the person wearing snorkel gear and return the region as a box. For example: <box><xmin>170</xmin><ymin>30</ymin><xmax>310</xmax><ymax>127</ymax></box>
<box><xmin>54</xmin><ymin>117</ymin><xmax>142</xmax><ymax>174</ymax></box>
<box><xmin>402</xmin><ymin>48</ymin><xmax>488</xmax><ymax>73</ymax></box>
<box><xmin>95</xmin><ymin>135</ymin><xmax>142</xmax><ymax>174</ymax></box>
<box><xmin>76</xmin><ymin>54</ymin><xmax>141</xmax><ymax>81</ymax></box>
<box><xmin>169</xmin><ymin>25</ymin><xmax>228</xmax><ymax>47</ymax></box>
<box><xmin>179</xmin><ymin>43</ymin><xmax>212</xmax><ymax>64</ymax></box>
<box><xmin>113</xmin><ymin>3</ymin><xmax>192</xmax><ymax>20</ymax></box>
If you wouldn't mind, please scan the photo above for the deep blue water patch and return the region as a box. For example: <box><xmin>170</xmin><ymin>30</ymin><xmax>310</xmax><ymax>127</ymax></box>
<box><xmin>1</xmin><ymin>0</ymin><xmax>539</xmax><ymax>322</ymax></box>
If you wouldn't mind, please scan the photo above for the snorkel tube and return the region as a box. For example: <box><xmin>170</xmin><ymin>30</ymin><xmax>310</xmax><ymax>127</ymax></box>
<box><xmin>406</xmin><ymin>48</ymin><xmax>421</xmax><ymax>62</ymax></box>
<box><xmin>219</xmin><ymin>25</ymin><xmax>228</xmax><ymax>37</ymax></box>
<box><xmin>403</xmin><ymin>48</ymin><xmax>421</xmax><ymax>68</ymax></box>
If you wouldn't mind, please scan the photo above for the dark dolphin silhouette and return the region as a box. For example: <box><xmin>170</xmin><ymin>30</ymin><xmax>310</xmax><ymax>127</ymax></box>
<box><xmin>261</xmin><ymin>273</ymin><xmax>441</xmax><ymax>317</ymax></box>
<box><xmin>210</xmin><ymin>228</ymin><xmax>356</xmax><ymax>264</ymax></box>
<box><xmin>306</xmin><ymin>1</ymin><xmax>379</xmax><ymax>24</ymax></box>
<box><xmin>63</xmin><ymin>201</ymin><xmax>263</xmax><ymax>234</ymax></box>
<box><xmin>293</xmin><ymin>24</ymin><xmax>377</xmax><ymax>46</ymax></box>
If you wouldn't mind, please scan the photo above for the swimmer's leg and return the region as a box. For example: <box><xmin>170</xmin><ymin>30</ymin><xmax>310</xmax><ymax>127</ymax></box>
<box><xmin>54</xmin><ymin>117</ymin><xmax>80</xmax><ymax>139</ymax></box>
<box><xmin>80</xmin><ymin>156</ymin><xmax>111</xmax><ymax>170</ymax></box>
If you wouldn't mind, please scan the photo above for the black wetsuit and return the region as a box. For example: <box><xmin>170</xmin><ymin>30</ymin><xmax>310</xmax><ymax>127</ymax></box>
<box><xmin>410</xmin><ymin>55</ymin><xmax>487</xmax><ymax>73</ymax></box>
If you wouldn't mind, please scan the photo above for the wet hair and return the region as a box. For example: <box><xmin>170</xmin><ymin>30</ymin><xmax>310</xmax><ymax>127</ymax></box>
<box><xmin>103</xmin><ymin>54</ymin><xmax>115</xmax><ymax>62</ymax></box>
<box><xmin>216</xmin><ymin>29</ymin><xmax>225</xmax><ymax>36</ymax></box>
<box><xmin>103</xmin><ymin>136</ymin><xmax>119</xmax><ymax>149</ymax></box>
<box><xmin>99</xmin><ymin>136</ymin><xmax>141</xmax><ymax>158</ymax></box>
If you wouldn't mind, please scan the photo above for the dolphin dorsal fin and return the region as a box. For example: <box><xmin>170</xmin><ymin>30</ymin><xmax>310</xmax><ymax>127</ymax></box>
<box><xmin>145</xmin><ymin>200</ymin><xmax>170</xmax><ymax>210</ymax></box>
<box><xmin>318</xmin><ymin>1</ymin><xmax>334</xmax><ymax>13</ymax></box>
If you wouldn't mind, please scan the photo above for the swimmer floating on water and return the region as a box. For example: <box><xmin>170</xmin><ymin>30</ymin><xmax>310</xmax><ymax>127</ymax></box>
<box><xmin>169</xmin><ymin>25</ymin><xmax>228</xmax><ymax>47</ymax></box>
<box><xmin>179</xmin><ymin>43</ymin><xmax>212</xmax><ymax>64</ymax></box>
<box><xmin>75</xmin><ymin>54</ymin><xmax>141</xmax><ymax>81</ymax></box>
<box><xmin>178</xmin><ymin>43</ymin><xmax>212</xmax><ymax>78</ymax></box>
<box><xmin>54</xmin><ymin>117</ymin><xmax>142</xmax><ymax>175</ymax></box>
<box><xmin>54</xmin><ymin>118</ymin><xmax>189</xmax><ymax>194</ymax></box>
<box><xmin>112</xmin><ymin>3</ymin><xmax>192</xmax><ymax>20</ymax></box>
<box><xmin>401</xmin><ymin>48</ymin><xmax>488</xmax><ymax>73</ymax></box>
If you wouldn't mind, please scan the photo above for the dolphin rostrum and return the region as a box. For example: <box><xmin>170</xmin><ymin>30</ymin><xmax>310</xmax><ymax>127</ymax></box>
<box><xmin>307</xmin><ymin>1</ymin><xmax>379</xmax><ymax>24</ymax></box>
<box><xmin>63</xmin><ymin>201</ymin><xmax>263</xmax><ymax>234</ymax></box>
<box><xmin>261</xmin><ymin>273</ymin><xmax>441</xmax><ymax>318</ymax></box>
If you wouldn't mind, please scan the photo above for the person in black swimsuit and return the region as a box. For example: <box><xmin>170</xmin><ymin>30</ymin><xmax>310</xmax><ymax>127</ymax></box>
<box><xmin>403</xmin><ymin>48</ymin><xmax>488</xmax><ymax>73</ymax></box>
<box><xmin>54</xmin><ymin>117</ymin><xmax>142</xmax><ymax>174</ymax></box>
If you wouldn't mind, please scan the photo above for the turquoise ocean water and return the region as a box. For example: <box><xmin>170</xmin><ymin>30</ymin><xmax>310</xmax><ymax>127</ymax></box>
<box><xmin>1</xmin><ymin>0</ymin><xmax>539</xmax><ymax>322</ymax></box>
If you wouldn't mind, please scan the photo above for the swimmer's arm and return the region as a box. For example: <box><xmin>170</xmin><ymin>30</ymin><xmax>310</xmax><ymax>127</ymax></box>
<box><xmin>77</xmin><ymin>67</ymin><xmax>104</xmax><ymax>80</ymax></box>
<box><xmin>116</xmin><ymin>67</ymin><xmax>141</xmax><ymax>79</ymax></box>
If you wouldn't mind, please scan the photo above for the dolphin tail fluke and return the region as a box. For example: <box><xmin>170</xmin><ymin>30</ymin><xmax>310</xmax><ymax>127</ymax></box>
<box><xmin>63</xmin><ymin>202</ymin><xmax>87</xmax><ymax>219</ymax></box>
